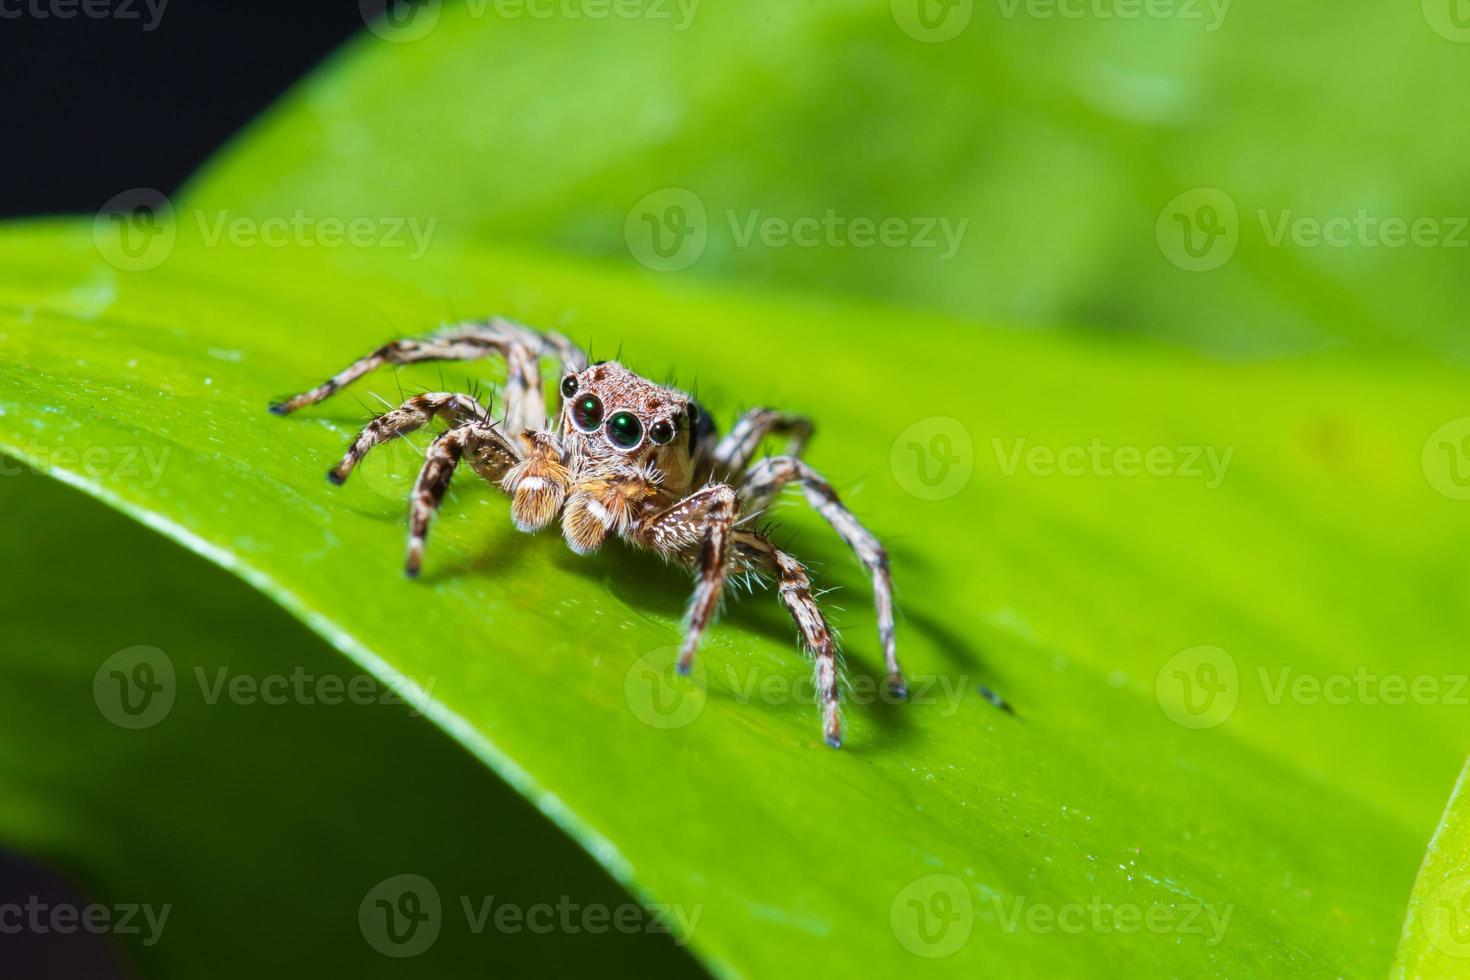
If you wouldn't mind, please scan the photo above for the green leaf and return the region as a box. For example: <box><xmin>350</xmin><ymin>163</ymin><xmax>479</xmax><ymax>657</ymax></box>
<box><xmin>184</xmin><ymin>2</ymin><xmax>1470</xmax><ymax>360</ymax></box>
<box><xmin>1394</xmin><ymin>757</ymin><xmax>1470</xmax><ymax>979</ymax></box>
<box><xmin>1</xmin><ymin>217</ymin><xmax>1466</xmax><ymax>976</ymax></box>
<box><xmin>0</xmin><ymin>467</ymin><xmax>699</xmax><ymax>977</ymax></box>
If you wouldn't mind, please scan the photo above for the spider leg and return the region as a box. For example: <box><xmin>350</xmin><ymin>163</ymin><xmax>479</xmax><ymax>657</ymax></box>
<box><xmin>327</xmin><ymin>391</ymin><xmax>490</xmax><ymax>485</ymax></box>
<box><xmin>633</xmin><ymin>491</ymin><xmax>848</xmax><ymax>745</ymax></box>
<box><xmin>631</xmin><ymin>484</ymin><xmax>739</xmax><ymax>674</ymax></box>
<box><xmin>270</xmin><ymin>318</ymin><xmax>586</xmax><ymax>438</ymax></box>
<box><xmin>405</xmin><ymin>421</ymin><xmax>518</xmax><ymax>577</ymax></box>
<box><xmin>501</xmin><ymin>431</ymin><xmax>572</xmax><ymax>532</ymax></box>
<box><xmin>731</xmin><ymin>531</ymin><xmax>844</xmax><ymax>748</ymax></box>
<box><xmin>711</xmin><ymin>408</ymin><xmax>813</xmax><ymax>480</ymax></box>
<box><xmin>739</xmin><ymin>455</ymin><xmax>905</xmax><ymax>699</ymax></box>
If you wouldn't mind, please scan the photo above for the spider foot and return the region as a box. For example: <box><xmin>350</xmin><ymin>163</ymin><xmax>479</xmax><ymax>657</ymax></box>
<box><xmin>823</xmin><ymin>703</ymin><xmax>843</xmax><ymax>749</ymax></box>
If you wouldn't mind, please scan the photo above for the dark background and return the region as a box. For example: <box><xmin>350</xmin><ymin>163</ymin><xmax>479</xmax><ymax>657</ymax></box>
<box><xmin>2</xmin><ymin>3</ymin><xmax>366</xmax><ymax>218</ymax></box>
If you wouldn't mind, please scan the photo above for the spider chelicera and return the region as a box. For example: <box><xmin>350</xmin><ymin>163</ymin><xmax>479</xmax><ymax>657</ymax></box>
<box><xmin>270</xmin><ymin>318</ymin><xmax>903</xmax><ymax>747</ymax></box>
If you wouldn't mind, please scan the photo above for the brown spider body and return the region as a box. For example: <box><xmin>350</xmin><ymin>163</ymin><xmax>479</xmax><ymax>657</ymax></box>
<box><xmin>270</xmin><ymin>319</ymin><xmax>902</xmax><ymax>747</ymax></box>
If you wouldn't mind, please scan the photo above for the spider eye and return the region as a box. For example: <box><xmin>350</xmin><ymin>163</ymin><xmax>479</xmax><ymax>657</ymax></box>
<box><xmin>686</xmin><ymin>403</ymin><xmax>699</xmax><ymax>423</ymax></box>
<box><xmin>605</xmin><ymin>411</ymin><xmax>643</xmax><ymax>450</ymax></box>
<box><xmin>560</xmin><ymin>375</ymin><xmax>579</xmax><ymax>399</ymax></box>
<box><xmin>571</xmin><ymin>394</ymin><xmax>603</xmax><ymax>431</ymax></box>
<box><xmin>649</xmin><ymin>420</ymin><xmax>675</xmax><ymax>445</ymax></box>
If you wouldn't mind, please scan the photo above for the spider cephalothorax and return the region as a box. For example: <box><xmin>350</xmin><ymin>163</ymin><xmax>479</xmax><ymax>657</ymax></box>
<box><xmin>270</xmin><ymin>319</ymin><xmax>902</xmax><ymax>747</ymax></box>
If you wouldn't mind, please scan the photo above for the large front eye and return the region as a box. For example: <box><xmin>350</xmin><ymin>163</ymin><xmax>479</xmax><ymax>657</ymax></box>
<box><xmin>605</xmin><ymin>411</ymin><xmax>643</xmax><ymax>450</ymax></box>
<box><xmin>571</xmin><ymin>393</ymin><xmax>603</xmax><ymax>431</ymax></box>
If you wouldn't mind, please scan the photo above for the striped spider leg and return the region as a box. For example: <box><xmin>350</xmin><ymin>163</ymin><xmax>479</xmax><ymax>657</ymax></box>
<box><xmin>711</xmin><ymin>409</ymin><xmax>905</xmax><ymax>699</ymax></box>
<box><xmin>269</xmin><ymin>318</ymin><xmax>584</xmax><ymax>573</ymax></box>
<box><xmin>632</xmin><ymin>494</ymin><xmax>847</xmax><ymax>748</ymax></box>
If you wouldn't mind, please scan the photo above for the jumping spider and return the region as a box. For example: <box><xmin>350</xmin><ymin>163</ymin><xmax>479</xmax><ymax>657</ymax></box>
<box><xmin>270</xmin><ymin>318</ymin><xmax>902</xmax><ymax>747</ymax></box>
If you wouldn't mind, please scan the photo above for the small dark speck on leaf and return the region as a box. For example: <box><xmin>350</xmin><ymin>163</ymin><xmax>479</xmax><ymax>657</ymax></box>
<box><xmin>979</xmin><ymin>685</ymin><xmax>1016</xmax><ymax>716</ymax></box>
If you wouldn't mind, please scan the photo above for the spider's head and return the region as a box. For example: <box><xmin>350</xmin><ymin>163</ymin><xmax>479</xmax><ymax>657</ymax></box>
<box><xmin>557</xmin><ymin>361</ymin><xmax>697</xmax><ymax>481</ymax></box>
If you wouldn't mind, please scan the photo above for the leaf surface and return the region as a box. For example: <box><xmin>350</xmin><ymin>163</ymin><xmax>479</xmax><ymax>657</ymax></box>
<box><xmin>1</xmin><ymin>218</ymin><xmax>1467</xmax><ymax>975</ymax></box>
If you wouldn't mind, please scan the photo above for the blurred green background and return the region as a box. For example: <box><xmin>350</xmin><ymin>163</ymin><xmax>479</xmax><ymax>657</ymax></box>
<box><xmin>190</xmin><ymin>0</ymin><xmax>1470</xmax><ymax>361</ymax></box>
<box><xmin>3</xmin><ymin>2</ymin><xmax>1469</xmax><ymax>978</ymax></box>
